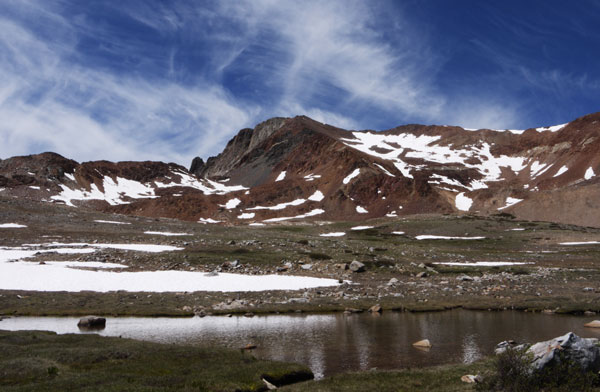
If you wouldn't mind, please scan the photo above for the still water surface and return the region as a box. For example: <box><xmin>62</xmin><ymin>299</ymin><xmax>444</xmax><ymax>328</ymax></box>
<box><xmin>2</xmin><ymin>310</ymin><xmax>599</xmax><ymax>378</ymax></box>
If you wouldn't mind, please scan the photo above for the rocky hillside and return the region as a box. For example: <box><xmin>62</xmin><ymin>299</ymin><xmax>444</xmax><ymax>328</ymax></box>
<box><xmin>1</xmin><ymin>111</ymin><xmax>599</xmax><ymax>227</ymax></box>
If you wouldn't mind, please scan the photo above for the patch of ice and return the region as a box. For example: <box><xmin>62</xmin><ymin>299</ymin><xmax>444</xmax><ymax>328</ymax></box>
<box><xmin>392</xmin><ymin>231</ymin><xmax>405</xmax><ymax>235</ymax></box>
<box><xmin>510</xmin><ymin>228</ymin><xmax>525</xmax><ymax>231</ymax></box>
<box><xmin>45</xmin><ymin>261</ymin><xmax>128</xmax><ymax>269</ymax></box>
<box><xmin>530</xmin><ymin>161</ymin><xmax>553</xmax><ymax>178</ymax></box>
<box><xmin>356</xmin><ymin>206</ymin><xmax>368</xmax><ymax>214</ymax></box>
<box><xmin>238</xmin><ymin>213</ymin><xmax>255</xmax><ymax>219</ymax></box>
<box><xmin>0</xmin><ymin>223</ymin><xmax>27</xmax><ymax>228</ymax></box>
<box><xmin>416</xmin><ymin>235</ymin><xmax>485</xmax><ymax>240</ymax></box>
<box><xmin>320</xmin><ymin>232</ymin><xmax>346</xmax><ymax>237</ymax></box>
<box><xmin>198</xmin><ymin>218</ymin><xmax>221</xmax><ymax>224</ymax></box>
<box><xmin>275</xmin><ymin>171</ymin><xmax>286</xmax><ymax>182</ymax></box>
<box><xmin>308</xmin><ymin>190</ymin><xmax>325</xmax><ymax>202</ymax></box>
<box><xmin>386</xmin><ymin>213</ymin><xmax>398</xmax><ymax>217</ymax></box>
<box><xmin>249</xmin><ymin>223</ymin><xmax>265</xmax><ymax>227</ymax></box>
<box><xmin>553</xmin><ymin>165</ymin><xmax>569</xmax><ymax>177</ymax></box>
<box><xmin>144</xmin><ymin>231</ymin><xmax>191</xmax><ymax>236</ymax></box>
<box><xmin>29</xmin><ymin>186</ymin><xmax>40</xmax><ymax>190</ymax></box>
<box><xmin>455</xmin><ymin>192</ymin><xmax>473</xmax><ymax>212</ymax></box>
<box><xmin>434</xmin><ymin>261</ymin><xmax>532</xmax><ymax>267</ymax></box>
<box><xmin>343</xmin><ymin>168</ymin><xmax>361</xmax><ymax>184</ymax></box>
<box><xmin>351</xmin><ymin>226</ymin><xmax>373</xmax><ymax>230</ymax></box>
<box><xmin>94</xmin><ymin>220</ymin><xmax>130</xmax><ymax>225</ymax></box>
<box><xmin>498</xmin><ymin>197</ymin><xmax>523</xmax><ymax>210</ymax></box>
<box><xmin>262</xmin><ymin>208</ymin><xmax>325</xmax><ymax>223</ymax></box>
<box><xmin>220</xmin><ymin>198</ymin><xmax>241</xmax><ymax>209</ymax></box>
<box><xmin>585</xmin><ymin>167</ymin><xmax>596</xmax><ymax>180</ymax></box>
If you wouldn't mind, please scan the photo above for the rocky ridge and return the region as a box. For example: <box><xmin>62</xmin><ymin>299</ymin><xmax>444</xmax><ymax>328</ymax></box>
<box><xmin>1</xmin><ymin>111</ymin><xmax>599</xmax><ymax>226</ymax></box>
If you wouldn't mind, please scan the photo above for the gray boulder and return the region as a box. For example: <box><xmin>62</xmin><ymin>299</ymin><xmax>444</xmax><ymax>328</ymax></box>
<box><xmin>349</xmin><ymin>260</ymin><xmax>365</xmax><ymax>272</ymax></box>
<box><xmin>527</xmin><ymin>332</ymin><xmax>600</xmax><ymax>373</ymax></box>
<box><xmin>77</xmin><ymin>316</ymin><xmax>106</xmax><ymax>329</ymax></box>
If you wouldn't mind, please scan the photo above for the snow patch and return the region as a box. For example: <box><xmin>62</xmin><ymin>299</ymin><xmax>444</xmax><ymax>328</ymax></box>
<box><xmin>275</xmin><ymin>171</ymin><xmax>286</xmax><ymax>182</ymax></box>
<box><xmin>351</xmin><ymin>226</ymin><xmax>373</xmax><ymax>230</ymax></box>
<box><xmin>392</xmin><ymin>231</ymin><xmax>405</xmax><ymax>235</ymax></box>
<box><xmin>455</xmin><ymin>192</ymin><xmax>473</xmax><ymax>212</ymax></box>
<box><xmin>536</xmin><ymin>123</ymin><xmax>568</xmax><ymax>133</ymax></box>
<box><xmin>373</xmin><ymin>163</ymin><xmax>395</xmax><ymax>177</ymax></box>
<box><xmin>144</xmin><ymin>231</ymin><xmax>191</xmax><ymax>236</ymax></box>
<box><xmin>262</xmin><ymin>209</ymin><xmax>325</xmax><ymax>223</ymax></box>
<box><xmin>343</xmin><ymin>168</ymin><xmax>361</xmax><ymax>184</ymax></box>
<box><xmin>356</xmin><ymin>206</ymin><xmax>368</xmax><ymax>214</ymax></box>
<box><xmin>553</xmin><ymin>165</ymin><xmax>569</xmax><ymax>177</ymax></box>
<box><xmin>416</xmin><ymin>235</ymin><xmax>485</xmax><ymax>240</ymax></box>
<box><xmin>320</xmin><ymin>232</ymin><xmax>346</xmax><ymax>237</ymax></box>
<box><xmin>308</xmin><ymin>190</ymin><xmax>325</xmax><ymax>202</ymax></box>
<box><xmin>434</xmin><ymin>261</ymin><xmax>532</xmax><ymax>267</ymax></box>
<box><xmin>94</xmin><ymin>220</ymin><xmax>131</xmax><ymax>225</ymax></box>
<box><xmin>304</xmin><ymin>174</ymin><xmax>321</xmax><ymax>182</ymax></box>
<box><xmin>585</xmin><ymin>167</ymin><xmax>596</xmax><ymax>180</ymax></box>
<box><xmin>0</xmin><ymin>223</ymin><xmax>27</xmax><ymax>228</ymax></box>
<box><xmin>247</xmin><ymin>198</ymin><xmax>305</xmax><ymax>211</ymax></box>
<box><xmin>559</xmin><ymin>241</ymin><xmax>600</xmax><ymax>246</ymax></box>
<box><xmin>220</xmin><ymin>198</ymin><xmax>241</xmax><ymax>209</ymax></box>
<box><xmin>238</xmin><ymin>213</ymin><xmax>255</xmax><ymax>219</ymax></box>
<box><xmin>198</xmin><ymin>218</ymin><xmax>221</xmax><ymax>224</ymax></box>
<box><xmin>498</xmin><ymin>197</ymin><xmax>523</xmax><ymax>210</ymax></box>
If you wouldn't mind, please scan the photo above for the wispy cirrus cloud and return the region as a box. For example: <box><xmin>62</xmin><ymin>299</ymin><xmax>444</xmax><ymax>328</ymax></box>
<box><xmin>1</xmin><ymin>1</ymin><xmax>598</xmax><ymax>165</ymax></box>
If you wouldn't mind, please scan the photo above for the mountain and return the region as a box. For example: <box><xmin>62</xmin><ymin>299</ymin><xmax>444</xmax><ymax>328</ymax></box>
<box><xmin>1</xmin><ymin>112</ymin><xmax>599</xmax><ymax>227</ymax></box>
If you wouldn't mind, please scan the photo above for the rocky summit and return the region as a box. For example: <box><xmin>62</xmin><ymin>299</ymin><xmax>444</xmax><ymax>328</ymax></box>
<box><xmin>1</xmin><ymin>111</ymin><xmax>600</xmax><ymax>227</ymax></box>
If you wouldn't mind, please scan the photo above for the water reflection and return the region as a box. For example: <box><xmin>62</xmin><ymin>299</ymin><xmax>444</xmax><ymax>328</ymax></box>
<box><xmin>1</xmin><ymin>310</ymin><xmax>598</xmax><ymax>378</ymax></box>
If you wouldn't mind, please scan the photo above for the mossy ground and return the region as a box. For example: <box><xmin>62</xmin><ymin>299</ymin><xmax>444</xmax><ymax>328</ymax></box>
<box><xmin>0</xmin><ymin>330</ymin><xmax>312</xmax><ymax>392</ymax></box>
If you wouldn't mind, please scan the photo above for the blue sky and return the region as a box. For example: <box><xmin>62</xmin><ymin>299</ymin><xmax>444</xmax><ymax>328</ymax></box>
<box><xmin>1</xmin><ymin>0</ymin><xmax>599</xmax><ymax>165</ymax></box>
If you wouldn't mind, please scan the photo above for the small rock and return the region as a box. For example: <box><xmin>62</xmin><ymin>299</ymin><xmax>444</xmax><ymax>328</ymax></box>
<box><xmin>182</xmin><ymin>306</ymin><xmax>192</xmax><ymax>312</ymax></box>
<box><xmin>460</xmin><ymin>374</ymin><xmax>479</xmax><ymax>383</ymax></box>
<box><xmin>368</xmin><ymin>304</ymin><xmax>382</xmax><ymax>313</ymax></box>
<box><xmin>413</xmin><ymin>339</ymin><xmax>431</xmax><ymax>348</ymax></box>
<box><xmin>583</xmin><ymin>287</ymin><xmax>595</xmax><ymax>292</ymax></box>
<box><xmin>584</xmin><ymin>320</ymin><xmax>600</xmax><ymax>328</ymax></box>
<box><xmin>344</xmin><ymin>308</ymin><xmax>363</xmax><ymax>313</ymax></box>
<box><xmin>456</xmin><ymin>275</ymin><xmax>474</xmax><ymax>281</ymax></box>
<box><xmin>243</xmin><ymin>343</ymin><xmax>257</xmax><ymax>350</ymax></box>
<box><xmin>416</xmin><ymin>271</ymin><xmax>428</xmax><ymax>278</ymax></box>
<box><xmin>301</xmin><ymin>264</ymin><xmax>313</xmax><ymax>270</ymax></box>
<box><xmin>244</xmin><ymin>312</ymin><xmax>255</xmax><ymax>318</ymax></box>
<box><xmin>227</xmin><ymin>240</ymin><xmax>236</xmax><ymax>245</ymax></box>
<box><xmin>38</xmin><ymin>261</ymin><xmax>46</xmax><ymax>265</ymax></box>
<box><xmin>349</xmin><ymin>260</ymin><xmax>365</xmax><ymax>273</ymax></box>
<box><xmin>387</xmin><ymin>278</ymin><xmax>399</xmax><ymax>285</ymax></box>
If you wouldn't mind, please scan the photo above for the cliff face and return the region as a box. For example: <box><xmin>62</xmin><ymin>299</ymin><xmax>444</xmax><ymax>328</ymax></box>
<box><xmin>1</xmin><ymin>111</ymin><xmax>600</xmax><ymax>227</ymax></box>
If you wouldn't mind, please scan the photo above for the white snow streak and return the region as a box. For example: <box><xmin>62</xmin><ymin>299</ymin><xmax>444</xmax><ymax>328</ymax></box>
<box><xmin>343</xmin><ymin>168</ymin><xmax>361</xmax><ymax>184</ymax></box>
<box><xmin>275</xmin><ymin>171</ymin><xmax>287</xmax><ymax>182</ymax></box>
<box><xmin>585</xmin><ymin>167</ymin><xmax>596</xmax><ymax>180</ymax></box>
